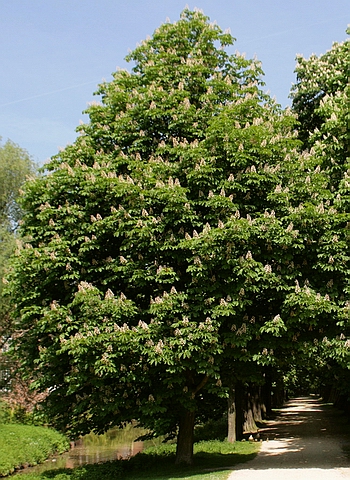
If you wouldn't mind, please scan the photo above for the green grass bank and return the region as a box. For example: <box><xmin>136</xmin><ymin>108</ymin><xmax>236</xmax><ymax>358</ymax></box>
<box><xmin>14</xmin><ymin>440</ymin><xmax>260</xmax><ymax>480</ymax></box>
<box><xmin>0</xmin><ymin>423</ymin><xmax>69</xmax><ymax>476</ymax></box>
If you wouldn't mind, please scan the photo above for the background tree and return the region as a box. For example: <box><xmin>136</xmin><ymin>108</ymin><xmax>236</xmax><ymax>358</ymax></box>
<box><xmin>286</xmin><ymin>33</ymin><xmax>350</xmax><ymax>399</ymax></box>
<box><xmin>0</xmin><ymin>138</ymin><xmax>36</xmax><ymax>413</ymax></box>
<box><xmin>0</xmin><ymin>137</ymin><xmax>36</xmax><ymax>346</ymax></box>
<box><xmin>8</xmin><ymin>9</ymin><xmax>322</xmax><ymax>464</ymax></box>
<box><xmin>290</xmin><ymin>36</ymin><xmax>349</xmax><ymax>152</ymax></box>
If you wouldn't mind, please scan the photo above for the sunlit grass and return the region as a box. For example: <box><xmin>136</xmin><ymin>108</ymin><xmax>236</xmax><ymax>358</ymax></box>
<box><xmin>0</xmin><ymin>424</ymin><xmax>69</xmax><ymax>477</ymax></box>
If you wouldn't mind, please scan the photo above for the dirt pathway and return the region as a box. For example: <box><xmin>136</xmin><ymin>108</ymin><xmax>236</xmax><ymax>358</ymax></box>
<box><xmin>228</xmin><ymin>396</ymin><xmax>350</xmax><ymax>479</ymax></box>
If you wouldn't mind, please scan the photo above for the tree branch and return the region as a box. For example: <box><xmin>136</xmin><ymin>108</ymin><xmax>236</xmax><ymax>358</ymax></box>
<box><xmin>193</xmin><ymin>374</ymin><xmax>209</xmax><ymax>395</ymax></box>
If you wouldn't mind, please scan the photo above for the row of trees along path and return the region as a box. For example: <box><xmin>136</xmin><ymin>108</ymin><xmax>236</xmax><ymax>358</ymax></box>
<box><xmin>4</xmin><ymin>9</ymin><xmax>349</xmax><ymax>465</ymax></box>
<box><xmin>229</xmin><ymin>397</ymin><xmax>350</xmax><ymax>480</ymax></box>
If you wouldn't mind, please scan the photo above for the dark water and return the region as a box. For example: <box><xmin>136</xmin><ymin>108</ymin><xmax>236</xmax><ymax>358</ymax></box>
<box><xmin>17</xmin><ymin>425</ymin><xmax>158</xmax><ymax>475</ymax></box>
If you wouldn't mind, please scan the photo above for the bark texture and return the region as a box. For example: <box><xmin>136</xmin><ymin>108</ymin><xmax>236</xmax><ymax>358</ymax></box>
<box><xmin>227</xmin><ymin>385</ymin><xmax>237</xmax><ymax>443</ymax></box>
<box><xmin>175</xmin><ymin>409</ymin><xmax>195</xmax><ymax>465</ymax></box>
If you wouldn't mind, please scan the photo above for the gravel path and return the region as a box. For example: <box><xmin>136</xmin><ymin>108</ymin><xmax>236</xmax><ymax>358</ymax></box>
<box><xmin>228</xmin><ymin>396</ymin><xmax>350</xmax><ymax>479</ymax></box>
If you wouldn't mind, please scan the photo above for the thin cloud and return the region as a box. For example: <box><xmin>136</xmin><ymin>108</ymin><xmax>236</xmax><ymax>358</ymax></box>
<box><xmin>0</xmin><ymin>80</ymin><xmax>100</xmax><ymax>108</ymax></box>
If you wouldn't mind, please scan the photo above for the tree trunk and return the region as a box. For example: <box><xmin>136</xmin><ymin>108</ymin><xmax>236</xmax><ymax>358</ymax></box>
<box><xmin>175</xmin><ymin>409</ymin><xmax>195</xmax><ymax>465</ymax></box>
<box><xmin>227</xmin><ymin>385</ymin><xmax>236</xmax><ymax>443</ymax></box>
<box><xmin>262</xmin><ymin>367</ymin><xmax>272</xmax><ymax>417</ymax></box>
<box><xmin>252</xmin><ymin>386</ymin><xmax>263</xmax><ymax>423</ymax></box>
<box><xmin>243</xmin><ymin>391</ymin><xmax>258</xmax><ymax>433</ymax></box>
<box><xmin>235</xmin><ymin>381</ymin><xmax>244</xmax><ymax>440</ymax></box>
<box><xmin>274</xmin><ymin>375</ymin><xmax>285</xmax><ymax>408</ymax></box>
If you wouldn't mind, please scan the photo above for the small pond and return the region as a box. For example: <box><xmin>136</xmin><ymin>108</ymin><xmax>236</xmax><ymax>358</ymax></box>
<box><xmin>18</xmin><ymin>424</ymin><xmax>161</xmax><ymax>475</ymax></box>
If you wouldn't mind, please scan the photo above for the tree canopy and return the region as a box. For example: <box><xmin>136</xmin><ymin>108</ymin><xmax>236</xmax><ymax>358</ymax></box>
<box><xmin>7</xmin><ymin>10</ymin><xmax>349</xmax><ymax>465</ymax></box>
<box><xmin>289</xmin><ymin>36</ymin><xmax>350</xmax><ymax>398</ymax></box>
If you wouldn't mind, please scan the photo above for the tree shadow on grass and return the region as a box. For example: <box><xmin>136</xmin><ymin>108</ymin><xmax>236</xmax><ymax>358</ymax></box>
<box><xmin>28</xmin><ymin>447</ymin><xmax>259</xmax><ymax>480</ymax></box>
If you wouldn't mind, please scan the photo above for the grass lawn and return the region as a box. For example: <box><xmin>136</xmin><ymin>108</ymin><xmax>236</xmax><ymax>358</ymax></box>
<box><xmin>15</xmin><ymin>439</ymin><xmax>260</xmax><ymax>480</ymax></box>
<box><xmin>0</xmin><ymin>423</ymin><xmax>69</xmax><ymax>477</ymax></box>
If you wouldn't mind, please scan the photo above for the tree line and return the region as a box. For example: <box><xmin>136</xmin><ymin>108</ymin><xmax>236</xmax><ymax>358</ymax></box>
<box><xmin>1</xmin><ymin>9</ymin><xmax>349</xmax><ymax>465</ymax></box>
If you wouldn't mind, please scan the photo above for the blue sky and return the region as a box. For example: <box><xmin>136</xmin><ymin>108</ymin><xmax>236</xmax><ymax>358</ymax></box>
<box><xmin>0</xmin><ymin>0</ymin><xmax>348</xmax><ymax>165</ymax></box>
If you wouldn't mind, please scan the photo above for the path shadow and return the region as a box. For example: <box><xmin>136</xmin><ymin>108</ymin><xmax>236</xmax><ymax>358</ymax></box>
<box><xmin>234</xmin><ymin>396</ymin><xmax>350</xmax><ymax>471</ymax></box>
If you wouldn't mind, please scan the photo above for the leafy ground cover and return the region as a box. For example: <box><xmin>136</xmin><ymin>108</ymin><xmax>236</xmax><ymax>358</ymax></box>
<box><xmin>14</xmin><ymin>440</ymin><xmax>260</xmax><ymax>480</ymax></box>
<box><xmin>0</xmin><ymin>423</ymin><xmax>69</xmax><ymax>476</ymax></box>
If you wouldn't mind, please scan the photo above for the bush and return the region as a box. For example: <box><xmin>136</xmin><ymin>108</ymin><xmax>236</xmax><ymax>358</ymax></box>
<box><xmin>0</xmin><ymin>400</ymin><xmax>12</xmax><ymax>424</ymax></box>
<box><xmin>194</xmin><ymin>417</ymin><xmax>227</xmax><ymax>442</ymax></box>
<box><xmin>0</xmin><ymin>399</ymin><xmax>45</xmax><ymax>425</ymax></box>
